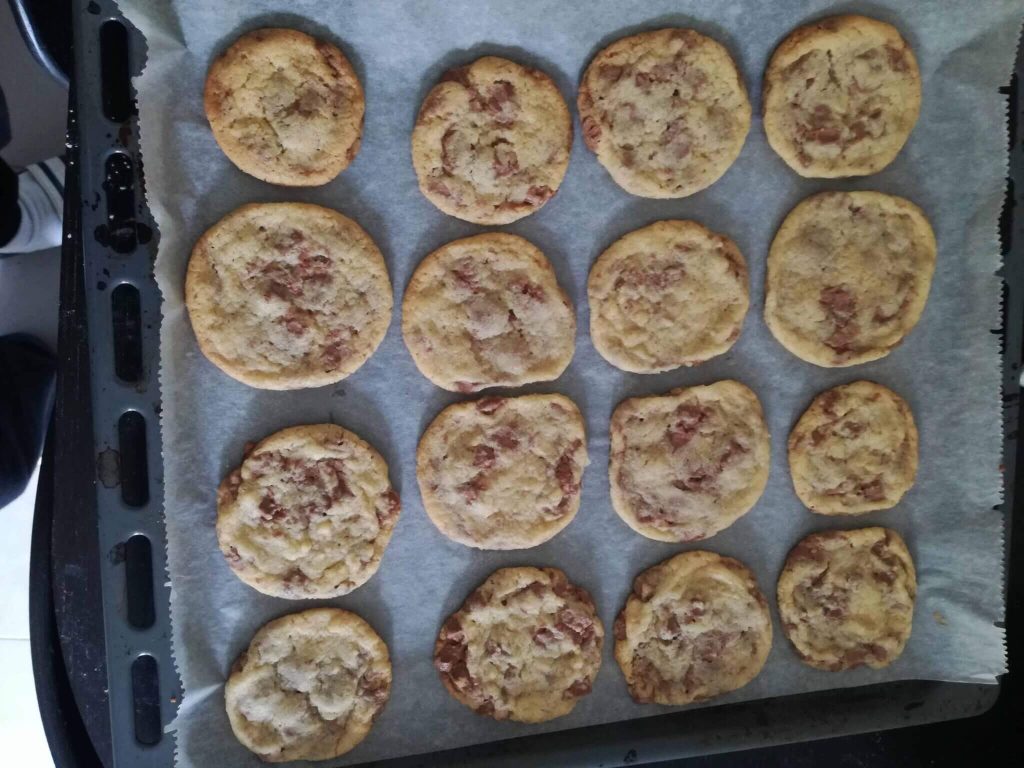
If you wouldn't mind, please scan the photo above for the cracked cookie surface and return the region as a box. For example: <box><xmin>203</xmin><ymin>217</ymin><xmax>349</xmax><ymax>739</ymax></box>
<box><xmin>609</xmin><ymin>380</ymin><xmax>770</xmax><ymax>543</ymax></box>
<box><xmin>417</xmin><ymin>394</ymin><xmax>588</xmax><ymax>549</ymax></box>
<box><xmin>216</xmin><ymin>424</ymin><xmax>400</xmax><ymax>598</ymax></box>
<box><xmin>614</xmin><ymin>551</ymin><xmax>771</xmax><ymax>705</ymax></box>
<box><xmin>401</xmin><ymin>233</ymin><xmax>575</xmax><ymax>392</ymax></box>
<box><xmin>789</xmin><ymin>381</ymin><xmax>918</xmax><ymax>514</ymax></box>
<box><xmin>764</xmin><ymin>191</ymin><xmax>936</xmax><ymax>367</ymax></box>
<box><xmin>434</xmin><ymin>567</ymin><xmax>603</xmax><ymax>722</ymax></box>
<box><xmin>777</xmin><ymin>527</ymin><xmax>916</xmax><ymax>670</ymax></box>
<box><xmin>588</xmin><ymin>220</ymin><xmax>749</xmax><ymax>373</ymax></box>
<box><xmin>204</xmin><ymin>28</ymin><xmax>365</xmax><ymax>185</ymax></box>
<box><xmin>412</xmin><ymin>56</ymin><xmax>572</xmax><ymax>224</ymax></box>
<box><xmin>225</xmin><ymin>607</ymin><xmax>391</xmax><ymax>762</ymax></box>
<box><xmin>186</xmin><ymin>202</ymin><xmax>392</xmax><ymax>389</ymax></box>
<box><xmin>578</xmin><ymin>28</ymin><xmax>750</xmax><ymax>198</ymax></box>
<box><xmin>763</xmin><ymin>15</ymin><xmax>921</xmax><ymax>178</ymax></box>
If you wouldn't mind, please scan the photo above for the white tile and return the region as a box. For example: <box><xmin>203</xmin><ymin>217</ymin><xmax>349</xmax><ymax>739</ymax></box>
<box><xmin>0</xmin><ymin>639</ymin><xmax>54</xmax><ymax>766</ymax></box>
<box><xmin>0</xmin><ymin>464</ymin><xmax>37</xmax><ymax>640</ymax></box>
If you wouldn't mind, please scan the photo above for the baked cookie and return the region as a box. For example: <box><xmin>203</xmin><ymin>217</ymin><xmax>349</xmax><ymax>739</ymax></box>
<box><xmin>588</xmin><ymin>220</ymin><xmax>749</xmax><ymax>373</ymax></box>
<box><xmin>225</xmin><ymin>608</ymin><xmax>391</xmax><ymax>762</ymax></box>
<box><xmin>789</xmin><ymin>381</ymin><xmax>918</xmax><ymax>514</ymax></box>
<box><xmin>402</xmin><ymin>233</ymin><xmax>575</xmax><ymax>392</ymax></box>
<box><xmin>777</xmin><ymin>527</ymin><xmax>916</xmax><ymax>670</ymax></box>
<box><xmin>412</xmin><ymin>56</ymin><xmax>572</xmax><ymax>224</ymax></box>
<box><xmin>434</xmin><ymin>567</ymin><xmax>603</xmax><ymax>722</ymax></box>
<box><xmin>417</xmin><ymin>394</ymin><xmax>588</xmax><ymax>549</ymax></box>
<box><xmin>186</xmin><ymin>202</ymin><xmax>392</xmax><ymax>389</ymax></box>
<box><xmin>204</xmin><ymin>28</ymin><xmax>364</xmax><ymax>186</ymax></box>
<box><xmin>764</xmin><ymin>191</ymin><xmax>936</xmax><ymax>367</ymax></box>
<box><xmin>216</xmin><ymin>424</ymin><xmax>400</xmax><ymax>598</ymax></box>
<box><xmin>578</xmin><ymin>28</ymin><xmax>750</xmax><ymax>198</ymax></box>
<box><xmin>763</xmin><ymin>15</ymin><xmax>921</xmax><ymax>177</ymax></box>
<box><xmin>614</xmin><ymin>551</ymin><xmax>772</xmax><ymax>705</ymax></box>
<box><xmin>609</xmin><ymin>381</ymin><xmax>770</xmax><ymax>542</ymax></box>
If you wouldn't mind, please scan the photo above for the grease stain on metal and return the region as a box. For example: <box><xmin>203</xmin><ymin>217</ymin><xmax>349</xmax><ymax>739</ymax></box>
<box><xmin>97</xmin><ymin>447</ymin><xmax>121</xmax><ymax>488</ymax></box>
<box><xmin>109</xmin><ymin>542</ymin><xmax>126</xmax><ymax>564</ymax></box>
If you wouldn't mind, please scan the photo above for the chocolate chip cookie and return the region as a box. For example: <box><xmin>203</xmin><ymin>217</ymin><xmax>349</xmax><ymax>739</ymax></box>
<box><xmin>186</xmin><ymin>202</ymin><xmax>393</xmax><ymax>389</ymax></box>
<box><xmin>216</xmin><ymin>424</ymin><xmax>400</xmax><ymax>598</ymax></box>
<box><xmin>435</xmin><ymin>567</ymin><xmax>603</xmax><ymax>722</ymax></box>
<box><xmin>225</xmin><ymin>607</ymin><xmax>390</xmax><ymax>762</ymax></box>
<box><xmin>401</xmin><ymin>233</ymin><xmax>575</xmax><ymax>393</ymax></box>
<box><xmin>417</xmin><ymin>394</ymin><xmax>588</xmax><ymax>549</ymax></box>
<box><xmin>588</xmin><ymin>220</ymin><xmax>749</xmax><ymax>373</ymax></box>
<box><xmin>765</xmin><ymin>191</ymin><xmax>936</xmax><ymax>367</ymax></box>
<box><xmin>777</xmin><ymin>527</ymin><xmax>916</xmax><ymax>670</ymax></box>
<box><xmin>205</xmin><ymin>28</ymin><xmax>365</xmax><ymax>185</ymax></box>
<box><xmin>578</xmin><ymin>28</ymin><xmax>750</xmax><ymax>198</ymax></box>
<box><xmin>763</xmin><ymin>15</ymin><xmax>921</xmax><ymax>177</ymax></box>
<box><xmin>609</xmin><ymin>380</ymin><xmax>770</xmax><ymax>542</ymax></box>
<box><xmin>614</xmin><ymin>551</ymin><xmax>772</xmax><ymax>705</ymax></box>
<box><xmin>789</xmin><ymin>381</ymin><xmax>918</xmax><ymax>514</ymax></box>
<box><xmin>412</xmin><ymin>56</ymin><xmax>572</xmax><ymax>224</ymax></box>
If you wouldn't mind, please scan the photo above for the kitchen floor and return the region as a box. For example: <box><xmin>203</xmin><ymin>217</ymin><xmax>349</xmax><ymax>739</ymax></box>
<box><xmin>1</xmin><ymin>0</ymin><xmax>70</xmax><ymax>765</ymax></box>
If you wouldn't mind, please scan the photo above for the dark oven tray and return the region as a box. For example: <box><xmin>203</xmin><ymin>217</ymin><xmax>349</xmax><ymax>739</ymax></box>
<box><xmin>30</xmin><ymin>1</ymin><xmax>1021</xmax><ymax>766</ymax></box>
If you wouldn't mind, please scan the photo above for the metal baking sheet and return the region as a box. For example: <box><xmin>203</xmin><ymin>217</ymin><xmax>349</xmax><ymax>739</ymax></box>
<box><xmin>94</xmin><ymin>0</ymin><xmax>1017</xmax><ymax>765</ymax></box>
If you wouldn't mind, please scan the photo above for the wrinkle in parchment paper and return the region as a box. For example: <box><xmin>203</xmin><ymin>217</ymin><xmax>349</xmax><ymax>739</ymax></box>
<box><xmin>115</xmin><ymin>1</ymin><xmax>1015</xmax><ymax>765</ymax></box>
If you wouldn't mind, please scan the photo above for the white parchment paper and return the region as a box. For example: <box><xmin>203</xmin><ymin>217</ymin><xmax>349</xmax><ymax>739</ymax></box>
<box><xmin>116</xmin><ymin>1</ymin><xmax>1017</xmax><ymax>765</ymax></box>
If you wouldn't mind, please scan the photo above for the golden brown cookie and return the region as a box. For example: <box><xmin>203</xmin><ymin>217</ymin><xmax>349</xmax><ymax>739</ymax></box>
<box><xmin>216</xmin><ymin>424</ymin><xmax>400</xmax><ymax>598</ymax></box>
<box><xmin>225</xmin><ymin>608</ymin><xmax>390</xmax><ymax>762</ymax></box>
<box><xmin>578</xmin><ymin>28</ymin><xmax>750</xmax><ymax>198</ymax></box>
<box><xmin>412</xmin><ymin>56</ymin><xmax>572</xmax><ymax>224</ymax></box>
<box><xmin>777</xmin><ymin>527</ymin><xmax>916</xmax><ymax>670</ymax></box>
<box><xmin>204</xmin><ymin>28</ymin><xmax>364</xmax><ymax>185</ymax></box>
<box><xmin>588</xmin><ymin>220</ymin><xmax>749</xmax><ymax>373</ymax></box>
<box><xmin>417</xmin><ymin>394</ymin><xmax>588</xmax><ymax>549</ymax></box>
<box><xmin>185</xmin><ymin>202</ymin><xmax>392</xmax><ymax>390</ymax></box>
<box><xmin>763</xmin><ymin>15</ymin><xmax>921</xmax><ymax>177</ymax></box>
<box><xmin>764</xmin><ymin>191</ymin><xmax>936</xmax><ymax>367</ymax></box>
<box><xmin>614</xmin><ymin>551</ymin><xmax>772</xmax><ymax>705</ymax></box>
<box><xmin>609</xmin><ymin>381</ymin><xmax>770</xmax><ymax>542</ymax></box>
<box><xmin>434</xmin><ymin>567</ymin><xmax>603</xmax><ymax>722</ymax></box>
<box><xmin>789</xmin><ymin>381</ymin><xmax>918</xmax><ymax>514</ymax></box>
<box><xmin>401</xmin><ymin>233</ymin><xmax>575</xmax><ymax>393</ymax></box>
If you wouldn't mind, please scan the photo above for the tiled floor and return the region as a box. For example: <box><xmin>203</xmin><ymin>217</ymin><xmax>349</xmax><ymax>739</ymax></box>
<box><xmin>0</xmin><ymin>468</ymin><xmax>52</xmax><ymax>767</ymax></box>
<box><xmin>1</xmin><ymin>1</ymin><xmax>69</xmax><ymax>763</ymax></box>
<box><xmin>0</xmin><ymin>253</ymin><xmax>61</xmax><ymax>768</ymax></box>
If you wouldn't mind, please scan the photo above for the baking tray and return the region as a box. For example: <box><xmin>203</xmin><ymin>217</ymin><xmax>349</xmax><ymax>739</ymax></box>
<box><xmin>30</xmin><ymin>1</ymin><xmax>1020</xmax><ymax>766</ymax></box>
